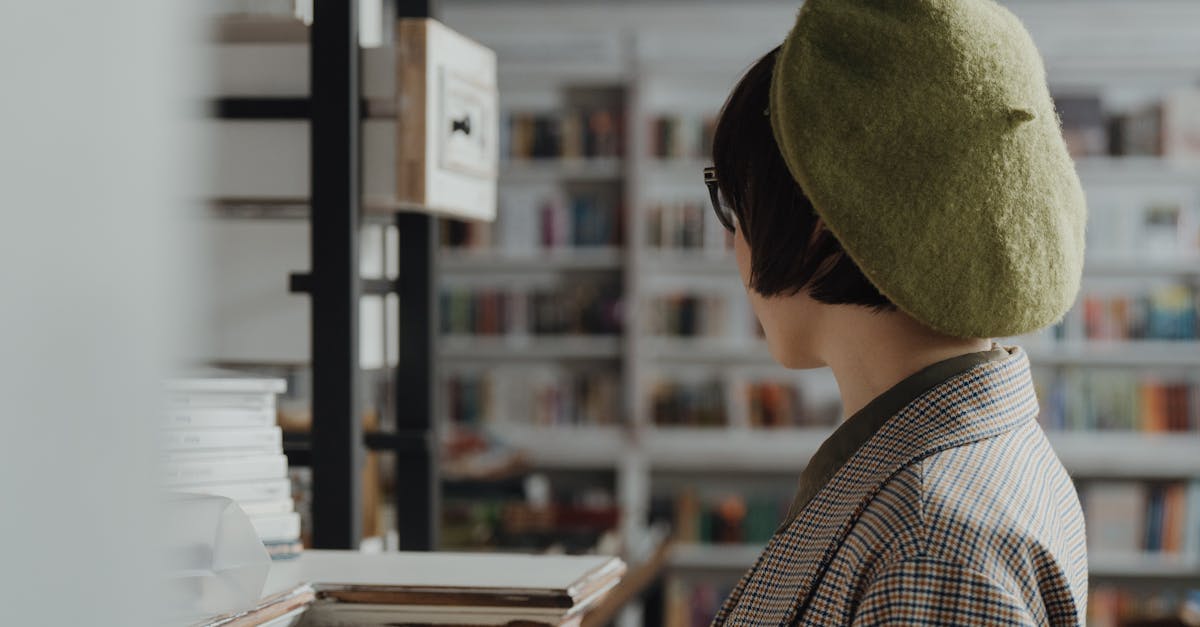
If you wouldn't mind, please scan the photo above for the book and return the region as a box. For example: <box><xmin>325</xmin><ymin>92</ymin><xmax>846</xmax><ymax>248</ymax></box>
<box><xmin>1082</xmin><ymin>480</ymin><xmax>1196</xmax><ymax>557</ymax></box>
<box><xmin>168</xmin><ymin>391</ymin><xmax>277</xmax><ymax>411</ymax></box>
<box><xmin>238</xmin><ymin>498</ymin><xmax>297</xmax><ymax>517</ymax></box>
<box><xmin>167</xmin><ymin>375</ymin><xmax>286</xmax><ymax>394</ymax></box>
<box><xmin>504</xmin><ymin>107</ymin><xmax>624</xmax><ymax>160</ymax></box>
<box><xmin>1162</xmin><ymin>88</ymin><xmax>1200</xmax><ymax>159</ymax></box>
<box><xmin>1084</xmin><ymin>482</ymin><xmax>1146</xmax><ymax>554</ymax></box>
<box><xmin>250</xmin><ymin>511</ymin><xmax>302</xmax><ymax>543</ymax></box>
<box><xmin>163</xmin><ymin>454</ymin><xmax>289</xmax><ymax>487</ymax></box>
<box><xmin>1035</xmin><ymin>368</ymin><xmax>1198</xmax><ymax>433</ymax></box>
<box><xmin>446</xmin><ymin>367</ymin><xmax>621</xmax><ymax>427</ymax></box>
<box><xmin>650</xmin><ymin>379</ymin><xmax>727</xmax><ymax>427</ymax></box>
<box><xmin>165</xmin><ymin>407</ymin><xmax>278</xmax><ymax>429</ymax></box>
<box><xmin>184</xmin><ymin>478</ymin><xmax>294</xmax><ymax>503</ymax></box>
<box><xmin>1053</xmin><ymin>94</ymin><xmax>1106</xmax><ymax>158</ymax></box>
<box><xmin>295</xmin><ymin>550</ymin><xmax>625</xmax><ymax>626</ymax></box>
<box><xmin>160</xmin><ymin>426</ymin><xmax>283</xmax><ymax>452</ymax></box>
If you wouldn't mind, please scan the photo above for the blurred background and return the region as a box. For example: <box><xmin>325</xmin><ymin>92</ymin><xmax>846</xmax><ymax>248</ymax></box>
<box><xmin>6</xmin><ymin>1</ymin><xmax>1194</xmax><ymax>625</ymax></box>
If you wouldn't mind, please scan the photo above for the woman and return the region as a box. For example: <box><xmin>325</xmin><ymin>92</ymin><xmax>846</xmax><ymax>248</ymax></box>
<box><xmin>706</xmin><ymin>0</ymin><xmax>1088</xmax><ymax>625</ymax></box>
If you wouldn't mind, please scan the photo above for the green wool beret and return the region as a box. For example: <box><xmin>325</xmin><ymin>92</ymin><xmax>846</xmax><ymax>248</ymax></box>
<box><xmin>770</xmin><ymin>0</ymin><xmax>1086</xmax><ymax>338</ymax></box>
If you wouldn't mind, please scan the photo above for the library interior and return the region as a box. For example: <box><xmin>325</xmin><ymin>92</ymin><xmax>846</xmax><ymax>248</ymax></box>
<box><xmin>2</xmin><ymin>1</ymin><xmax>1199</xmax><ymax>626</ymax></box>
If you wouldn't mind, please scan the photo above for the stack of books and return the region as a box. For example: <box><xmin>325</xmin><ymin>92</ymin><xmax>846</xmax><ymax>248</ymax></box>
<box><xmin>162</xmin><ymin>373</ymin><xmax>301</xmax><ymax>560</ymax></box>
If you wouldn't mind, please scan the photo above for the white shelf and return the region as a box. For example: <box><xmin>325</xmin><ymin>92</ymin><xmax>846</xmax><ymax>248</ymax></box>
<box><xmin>639</xmin><ymin>157</ymin><xmax>1200</xmax><ymax>187</ymax></box>
<box><xmin>1074</xmin><ymin>157</ymin><xmax>1200</xmax><ymax>186</ymax></box>
<box><xmin>499</xmin><ymin>158</ymin><xmax>623</xmax><ymax>183</ymax></box>
<box><xmin>1089</xmin><ymin>553</ymin><xmax>1200</xmax><ymax>579</ymax></box>
<box><xmin>1084</xmin><ymin>255</ymin><xmax>1200</xmax><ymax>276</ymax></box>
<box><xmin>669</xmin><ymin>543</ymin><xmax>762</xmax><ymax>570</ymax></box>
<box><xmin>641</xmin><ymin>338</ymin><xmax>774</xmax><ymax>365</ymax></box>
<box><xmin>641</xmin><ymin>158</ymin><xmax>710</xmax><ymax>181</ymax></box>
<box><xmin>641</xmin><ymin>251</ymin><xmax>738</xmax><ymax>277</ymax></box>
<box><xmin>640</xmin><ymin>428</ymin><xmax>1200</xmax><ymax>477</ymax></box>
<box><xmin>488</xmin><ymin>424</ymin><xmax>625</xmax><ymax>469</ymax></box>
<box><xmin>1048</xmin><ymin>432</ymin><xmax>1200</xmax><ymax>478</ymax></box>
<box><xmin>1024</xmin><ymin>341</ymin><xmax>1200</xmax><ymax>367</ymax></box>
<box><xmin>644</xmin><ymin>427</ymin><xmax>832</xmax><ymax>472</ymax></box>
<box><xmin>441</xmin><ymin>248</ymin><xmax>623</xmax><ymax>272</ymax></box>
<box><xmin>441</xmin><ymin>335</ymin><xmax>622</xmax><ymax>360</ymax></box>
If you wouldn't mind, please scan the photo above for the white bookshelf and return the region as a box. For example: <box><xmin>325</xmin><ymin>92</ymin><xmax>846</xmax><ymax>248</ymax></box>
<box><xmin>1089</xmin><ymin>553</ymin><xmax>1200</xmax><ymax>579</ymax></box>
<box><xmin>436</xmin><ymin>4</ymin><xmax>1200</xmax><ymax>615</ymax></box>
<box><xmin>1024</xmin><ymin>341</ymin><xmax>1200</xmax><ymax>367</ymax></box>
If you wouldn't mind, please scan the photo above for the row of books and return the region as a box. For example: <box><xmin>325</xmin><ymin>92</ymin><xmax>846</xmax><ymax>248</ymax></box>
<box><xmin>646</xmin><ymin>294</ymin><xmax>727</xmax><ymax>337</ymax></box>
<box><xmin>1081</xmin><ymin>480</ymin><xmax>1199</xmax><ymax>556</ymax></box>
<box><xmin>1056</xmin><ymin>89</ymin><xmax>1200</xmax><ymax>158</ymax></box>
<box><xmin>657</xmin><ymin>488</ymin><xmax>789</xmax><ymax>546</ymax></box>
<box><xmin>644</xmin><ymin>200</ymin><xmax>732</xmax><ymax>252</ymax></box>
<box><xmin>1036</xmin><ymin>369</ymin><xmax>1198</xmax><ymax>432</ymax></box>
<box><xmin>1089</xmin><ymin>587</ymin><xmax>1200</xmax><ymax>627</ymax></box>
<box><xmin>440</xmin><ymin>283</ymin><xmax>623</xmax><ymax>336</ymax></box>
<box><xmin>663</xmin><ymin>577</ymin><xmax>739</xmax><ymax>627</ymax></box>
<box><xmin>745</xmin><ymin>381</ymin><xmax>840</xmax><ymax>428</ymax></box>
<box><xmin>443</xmin><ymin>196</ymin><xmax>624</xmax><ymax>252</ymax></box>
<box><xmin>444</xmin><ymin>368</ymin><xmax>622</xmax><ymax>427</ymax></box>
<box><xmin>502</xmin><ymin>109</ymin><xmax>624</xmax><ymax>160</ymax></box>
<box><xmin>161</xmin><ymin>374</ymin><xmax>301</xmax><ymax>560</ymax></box>
<box><xmin>1079</xmin><ymin>284</ymin><xmax>1198</xmax><ymax>341</ymax></box>
<box><xmin>647</xmin><ymin>114</ymin><xmax>716</xmax><ymax>159</ymax></box>
<box><xmin>649</xmin><ymin>379</ymin><xmax>727</xmax><ymax>427</ymax></box>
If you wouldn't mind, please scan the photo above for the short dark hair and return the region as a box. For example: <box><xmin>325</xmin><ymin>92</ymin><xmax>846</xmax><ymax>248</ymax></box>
<box><xmin>713</xmin><ymin>47</ymin><xmax>894</xmax><ymax>311</ymax></box>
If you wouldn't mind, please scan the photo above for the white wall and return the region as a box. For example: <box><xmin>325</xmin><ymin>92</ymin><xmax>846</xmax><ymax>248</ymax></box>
<box><xmin>0</xmin><ymin>2</ymin><xmax>202</xmax><ymax>625</ymax></box>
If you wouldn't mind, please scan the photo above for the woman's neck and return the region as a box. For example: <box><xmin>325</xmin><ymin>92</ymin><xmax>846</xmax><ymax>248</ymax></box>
<box><xmin>815</xmin><ymin>307</ymin><xmax>992</xmax><ymax>418</ymax></box>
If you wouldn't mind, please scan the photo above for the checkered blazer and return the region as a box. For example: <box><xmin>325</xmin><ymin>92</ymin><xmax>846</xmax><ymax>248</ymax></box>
<box><xmin>714</xmin><ymin>347</ymin><xmax>1088</xmax><ymax>626</ymax></box>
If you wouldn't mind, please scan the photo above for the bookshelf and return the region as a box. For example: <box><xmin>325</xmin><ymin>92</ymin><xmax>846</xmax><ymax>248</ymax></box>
<box><xmin>434</xmin><ymin>3</ymin><xmax>1200</xmax><ymax>626</ymax></box>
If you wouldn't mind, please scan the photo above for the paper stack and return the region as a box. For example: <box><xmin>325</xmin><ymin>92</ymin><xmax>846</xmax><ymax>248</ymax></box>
<box><xmin>162</xmin><ymin>372</ymin><xmax>302</xmax><ymax>560</ymax></box>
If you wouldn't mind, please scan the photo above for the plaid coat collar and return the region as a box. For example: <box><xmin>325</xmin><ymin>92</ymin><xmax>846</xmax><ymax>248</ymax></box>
<box><xmin>715</xmin><ymin>346</ymin><xmax>1040</xmax><ymax>625</ymax></box>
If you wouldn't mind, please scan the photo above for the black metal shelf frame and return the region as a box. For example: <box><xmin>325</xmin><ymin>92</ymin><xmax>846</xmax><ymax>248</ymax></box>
<box><xmin>286</xmin><ymin>0</ymin><xmax>441</xmax><ymax>551</ymax></box>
